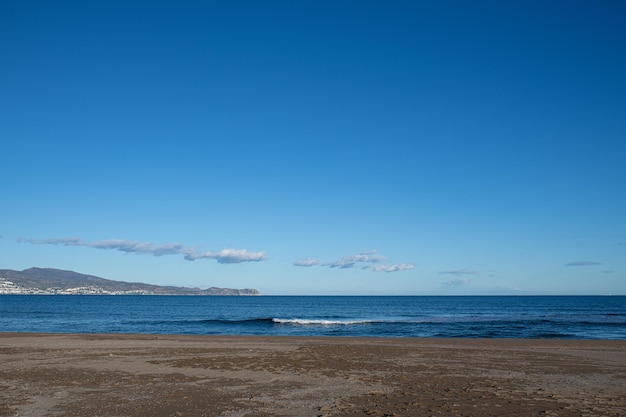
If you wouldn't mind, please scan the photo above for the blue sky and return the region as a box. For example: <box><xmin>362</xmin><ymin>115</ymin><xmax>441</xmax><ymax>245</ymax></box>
<box><xmin>1</xmin><ymin>0</ymin><xmax>625</xmax><ymax>295</ymax></box>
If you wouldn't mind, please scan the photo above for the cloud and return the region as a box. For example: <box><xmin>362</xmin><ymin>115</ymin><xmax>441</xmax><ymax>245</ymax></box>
<box><xmin>369</xmin><ymin>263</ymin><xmax>415</xmax><ymax>273</ymax></box>
<box><xmin>293</xmin><ymin>257</ymin><xmax>321</xmax><ymax>267</ymax></box>
<box><xmin>442</xmin><ymin>278</ymin><xmax>471</xmax><ymax>287</ymax></box>
<box><xmin>325</xmin><ymin>251</ymin><xmax>388</xmax><ymax>269</ymax></box>
<box><xmin>18</xmin><ymin>237</ymin><xmax>83</xmax><ymax>246</ymax></box>
<box><xmin>491</xmin><ymin>285</ymin><xmax>531</xmax><ymax>294</ymax></box>
<box><xmin>564</xmin><ymin>261</ymin><xmax>602</xmax><ymax>267</ymax></box>
<box><xmin>18</xmin><ymin>237</ymin><xmax>265</xmax><ymax>264</ymax></box>
<box><xmin>438</xmin><ymin>269</ymin><xmax>479</xmax><ymax>276</ymax></box>
<box><xmin>601</xmin><ymin>270</ymin><xmax>614</xmax><ymax>274</ymax></box>
<box><xmin>185</xmin><ymin>248</ymin><xmax>266</xmax><ymax>264</ymax></box>
<box><xmin>88</xmin><ymin>239</ymin><xmax>185</xmax><ymax>256</ymax></box>
<box><xmin>294</xmin><ymin>251</ymin><xmax>413</xmax><ymax>273</ymax></box>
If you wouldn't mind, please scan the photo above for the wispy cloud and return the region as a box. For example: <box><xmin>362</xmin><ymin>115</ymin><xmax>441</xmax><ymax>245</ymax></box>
<box><xmin>18</xmin><ymin>237</ymin><xmax>266</xmax><ymax>264</ymax></box>
<box><xmin>492</xmin><ymin>285</ymin><xmax>530</xmax><ymax>294</ymax></box>
<box><xmin>294</xmin><ymin>250</ymin><xmax>414</xmax><ymax>273</ymax></box>
<box><xmin>88</xmin><ymin>239</ymin><xmax>185</xmax><ymax>256</ymax></box>
<box><xmin>293</xmin><ymin>257</ymin><xmax>321</xmax><ymax>267</ymax></box>
<box><xmin>369</xmin><ymin>263</ymin><xmax>414</xmax><ymax>273</ymax></box>
<box><xmin>442</xmin><ymin>278</ymin><xmax>471</xmax><ymax>287</ymax></box>
<box><xmin>438</xmin><ymin>269</ymin><xmax>479</xmax><ymax>276</ymax></box>
<box><xmin>325</xmin><ymin>251</ymin><xmax>388</xmax><ymax>269</ymax></box>
<box><xmin>18</xmin><ymin>237</ymin><xmax>83</xmax><ymax>246</ymax></box>
<box><xmin>564</xmin><ymin>261</ymin><xmax>601</xmax><ymax>267</ymax></box>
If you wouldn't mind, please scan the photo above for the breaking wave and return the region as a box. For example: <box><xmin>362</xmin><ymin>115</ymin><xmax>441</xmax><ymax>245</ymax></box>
<box><xmin>272</xmin><ymin>318</ymin><xmax>373</xmax><ymax>326</ymax></box>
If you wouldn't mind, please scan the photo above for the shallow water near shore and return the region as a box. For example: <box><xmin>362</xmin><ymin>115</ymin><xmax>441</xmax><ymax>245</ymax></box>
<box><xmin>1</xmin><ymin>295</ymin><xmax>624</xmax><ymax>339</ymax></box>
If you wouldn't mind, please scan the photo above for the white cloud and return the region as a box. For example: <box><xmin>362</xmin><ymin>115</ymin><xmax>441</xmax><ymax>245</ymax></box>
<box><xmin>19</xmin><ymin>237</ymin><xmax>265</xmax><ymax>264</ymax></box>
<box><xmin>293</xmin><ymin>257</ymin><xmax>321</xmax><ymax>267</ymax></box>
<box><xmin>185</xmin><ymin>249</ymin><xmax>266</xmax><ymax>264</ymax></box>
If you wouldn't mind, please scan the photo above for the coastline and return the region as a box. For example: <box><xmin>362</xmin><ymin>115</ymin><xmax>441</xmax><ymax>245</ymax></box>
<box><xmin>1</xmin><ymin>333</ymin><xmax>625</xmax><ymax>416</ymax></box>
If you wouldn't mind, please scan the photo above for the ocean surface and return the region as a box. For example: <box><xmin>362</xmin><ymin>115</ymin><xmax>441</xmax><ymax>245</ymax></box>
<box><xmin>1</xmin><ymin>295</ymin><xmax>624</xmax><ymax>339</ymax></box>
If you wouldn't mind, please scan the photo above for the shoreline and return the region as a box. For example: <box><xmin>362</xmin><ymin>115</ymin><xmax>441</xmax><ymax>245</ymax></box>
<box><xmin>3</xmin><ymin>330</ymin><xmax>626</xmax><ymax>341</ymax></box>
<box><xmin>1</xmin><ymin>333</ymin><xmax>625</xmax><ymax>416</ymax></box>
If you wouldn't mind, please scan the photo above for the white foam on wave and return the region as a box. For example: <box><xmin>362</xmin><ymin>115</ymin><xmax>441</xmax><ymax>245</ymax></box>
<box><xmin>272</xmin><ymin>318</ymin><xmax>371</xmax><ymax>326</ymax></box>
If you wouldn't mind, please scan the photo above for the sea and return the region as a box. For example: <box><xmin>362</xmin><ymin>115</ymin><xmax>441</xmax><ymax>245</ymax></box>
<box><xmin>1</xmin><ymin>295</ymin><xmax>625</xmax><ymax>339</ymax></box>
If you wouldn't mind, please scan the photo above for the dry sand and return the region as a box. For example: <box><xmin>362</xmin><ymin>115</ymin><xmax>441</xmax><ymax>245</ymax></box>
<box><xmin>0</xmin><ymin>333</ymin><xmax>624</xmax><ymax>417</ymax></box>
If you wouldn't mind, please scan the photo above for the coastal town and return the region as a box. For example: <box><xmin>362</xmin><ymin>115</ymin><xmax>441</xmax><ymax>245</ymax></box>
<box><xmin>0</xmin><ymin>277</ymin><xmax>155</xmax><ymax>295</ymax></box>
<box><xmin>0</xmin><ymin>268</ymin><xmax>261</xmax><ymax>296</ymax></box>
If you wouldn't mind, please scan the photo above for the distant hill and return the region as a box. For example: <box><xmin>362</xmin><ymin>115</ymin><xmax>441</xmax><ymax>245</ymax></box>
<box><xmin>0</xmin><ymin>267</ymin><xmax>260</xmax><ymax>295</ymax></box>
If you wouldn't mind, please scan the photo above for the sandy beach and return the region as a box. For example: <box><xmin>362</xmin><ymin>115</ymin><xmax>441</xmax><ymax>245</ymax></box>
<box><xmin>0</xmin><ymin>333</ymin><xmax>624</xmax><ymax>416</ymax></box>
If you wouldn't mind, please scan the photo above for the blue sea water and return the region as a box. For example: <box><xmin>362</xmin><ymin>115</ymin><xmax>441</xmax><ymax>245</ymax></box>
<box><xmin>0</xmin><ymin>295</ymin><xmax>624</xmax><ymax>339</ymax></box>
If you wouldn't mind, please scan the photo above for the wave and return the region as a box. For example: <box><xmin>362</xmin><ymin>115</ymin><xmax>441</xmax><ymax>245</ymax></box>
<box><xmin>145</xmin><ymin>317</ymin><xmax>378</xmax><ymax>326</ymax></box>
<box><xmin>138</xmin><ymin>315</ymin><xmax>626</xmax><ymax>327</ymax></box>
<box><xmin>130</xmin><ymin>315</ymin><xmax>626</xmax><ymax>338</ymax></box>
<box><xmin>133</xmin><ymin>317</ymin><xmax>276</xmax><ymax>326</ymax></box>
<box><xmin>272</xmin><ymin>318</ymin><xmax>373</xmax><ymax>326</ymax></box>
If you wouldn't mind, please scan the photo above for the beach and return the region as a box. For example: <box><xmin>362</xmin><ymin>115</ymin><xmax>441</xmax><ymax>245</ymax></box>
<box><xmin>1</xmin><ymin>334</ymin><xmax>624</xmax><ymax>416</ymax></box>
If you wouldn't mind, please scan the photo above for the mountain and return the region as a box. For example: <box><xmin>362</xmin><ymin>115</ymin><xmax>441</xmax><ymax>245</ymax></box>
<box><xmin>0</xmin><ymin>267</ymin><xmax>260</xmax><ymax>295</ymax></box>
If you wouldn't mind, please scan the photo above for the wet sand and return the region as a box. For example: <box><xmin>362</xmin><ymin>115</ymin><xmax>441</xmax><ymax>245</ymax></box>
<box><xmin>1</xmin><ymin>333</ymin><xmax>624</xmax><ymax>416</ymax></box>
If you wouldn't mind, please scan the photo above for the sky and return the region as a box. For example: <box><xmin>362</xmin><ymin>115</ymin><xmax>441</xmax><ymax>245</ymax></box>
<box><xmin>1</xmin><ymin>0</ymin><xmax>625</xmax><ymax>295</ymax></box>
